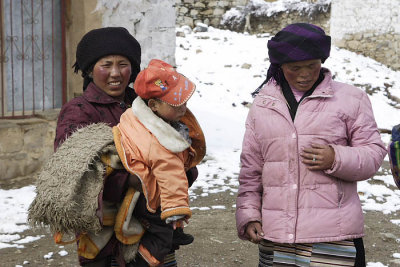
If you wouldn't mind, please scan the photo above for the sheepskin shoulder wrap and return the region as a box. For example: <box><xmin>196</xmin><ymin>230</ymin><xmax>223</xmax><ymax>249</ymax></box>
<box><xmin>28</xmin><ymin>123</ymin><xmax>115</xmax><ymax>234</ymax></box>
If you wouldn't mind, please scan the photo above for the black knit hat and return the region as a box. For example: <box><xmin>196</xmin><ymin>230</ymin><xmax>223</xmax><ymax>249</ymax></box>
<box><xmin>73</xmin><ymin>27</ymin><xmax>141</xmax><ymax>90</ymax></box>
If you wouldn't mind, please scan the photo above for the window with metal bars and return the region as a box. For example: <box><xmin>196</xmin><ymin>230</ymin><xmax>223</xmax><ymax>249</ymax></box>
<box><xmin>0</xmin><ymin>0</ymin><xmax>65</xmax><ymax>119</ymax></box>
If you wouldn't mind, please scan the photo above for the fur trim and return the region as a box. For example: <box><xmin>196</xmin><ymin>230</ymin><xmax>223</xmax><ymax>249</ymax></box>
<box><xmin>28</xmin><ymin>123</ymin><xmax>114</xmax><ymax>234</ymax></box>
<box><xmin>131</xmin><ymin>97</ymin><xmax>190</xmax><ymax>153</ymax></box>
<box><xmin>161</xmin><ymin>207</ymin><xmax>192</xmax><ymax>221</ymax></box>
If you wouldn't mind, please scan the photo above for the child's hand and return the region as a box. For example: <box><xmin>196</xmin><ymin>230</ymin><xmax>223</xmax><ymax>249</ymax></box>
<box><xmin>169</xmin><ymin>216</ymin><xmax>189</xmax><ymax>229</ymax></box>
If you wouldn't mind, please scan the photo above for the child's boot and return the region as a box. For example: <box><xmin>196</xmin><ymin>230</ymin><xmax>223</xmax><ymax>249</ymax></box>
<box><xmin>172</xmin><ymin>227</ymin><xmax>194</xmax><ymax>246</ymax></box>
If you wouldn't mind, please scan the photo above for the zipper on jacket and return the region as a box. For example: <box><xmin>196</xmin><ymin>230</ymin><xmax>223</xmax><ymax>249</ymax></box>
<box><xmin>337</xmin><ymin>179</ymin><xmax>344</xmax><ymax>208</ymax></box>
<box><xmin>260</xmin><ymin>93</ymin><xmax>300</xmax><ymax>241</ymax></box>
<box><xmin>269</xmin><ymin>92</ymin><xmax>300</xmax><ymax>241</ymax></box>
<box><xmin>293</xmin><ymin>128</ymin><xmax>300</xmax><ymax>242</ymax></box>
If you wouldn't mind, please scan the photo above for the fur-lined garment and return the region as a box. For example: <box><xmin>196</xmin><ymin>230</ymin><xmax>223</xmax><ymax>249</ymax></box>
<box><xmin>28</xmin><ymin>123</ymin><xmax>143</xmax><ymax>261</ymax></box>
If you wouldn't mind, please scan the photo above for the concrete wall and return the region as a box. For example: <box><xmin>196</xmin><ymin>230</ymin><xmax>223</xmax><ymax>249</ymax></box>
<box><xmin>94</xmin><ymin>0</ymin><xmax>176</xmax><ymax>68</ymax></box>
<box><xmin>331</xmin><ymin>0</ymin><xmax>400</xmax><ymax>70</ymax></box>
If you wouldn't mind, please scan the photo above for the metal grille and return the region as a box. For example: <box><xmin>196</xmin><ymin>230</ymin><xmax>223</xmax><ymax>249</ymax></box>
<box><xmin>0</xmin><ymin>0</ymin><xmax>65</xmax><ymax>118</ymax></box>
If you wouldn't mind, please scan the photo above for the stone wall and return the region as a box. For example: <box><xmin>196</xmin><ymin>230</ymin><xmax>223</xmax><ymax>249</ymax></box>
<box><xmin>176</xmin><ymin>0</ymin><xmax>330</xmax><ymax>35</ymax></box>
<box><xmin>219</xmin><ymin>0</ymin><xmax>331</xmax><ymax>35</ymax></box>
<box><xmin>334</xmin><ymin>32</ymin><xmax>400</xmax><ymax>70</ymax></box>
<box><xmin>241</xmin><ymin>8</ymin><xmax>329</xmax><ymax>35</ymax></box>
<box><xmin>176</xmin><ymin>0</ymin><xmax>249</xmax><ymax>28</ymax></box>
<box><xmin>249</xmin><ymin>12</ymin><xmax>330</xmax><ymax>36</ymax></box>
<box><xmin>0</xmin><ymin>112</ymin><xmax>57</xmax><ymax>181</ymax></box>
<box><xmin>331</xmin><ymin>0</ymin><xmax>400</xmax><ymax>70</ymax></box>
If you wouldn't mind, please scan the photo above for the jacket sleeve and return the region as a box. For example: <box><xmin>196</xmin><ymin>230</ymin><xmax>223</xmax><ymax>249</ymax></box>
<box><xmin>325</xmin><ymin>92</ymin><xmax>387</xmax><ymax>181</ymax></box>
<box><xmin>236</xmin><ymin>109</ymin><xmax>264</xmax><ymax>240</ymax></box>
<box><xmin>150</xmin><ymin>147</ymin><xmax>192</xmax><ymax>221</ymax></box>
<box><xmin>55</xmin><ymin>100</ymin><xmax>128</xmax><ymax>204</ymax></box>
<box><xmin>54</xmin><ymin>99</ymin><xmax>100</xmax><ymax>150</ymax></box>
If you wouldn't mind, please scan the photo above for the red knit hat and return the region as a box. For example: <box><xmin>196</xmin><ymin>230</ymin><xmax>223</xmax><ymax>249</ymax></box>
<box><xmin>134</xmin><ymin>59</ymin><xmax>195</xmax><ymax>106</ymax></box>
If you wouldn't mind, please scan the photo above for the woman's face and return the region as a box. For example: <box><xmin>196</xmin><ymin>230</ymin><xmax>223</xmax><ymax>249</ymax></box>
<box><xmin>281</xmin><ymin>59</ymin><xmax>322</xmax><ymax>92</ymax></box>
<box><xmin>92</xmin><ymin>55</ymin><xmax>132</xmax><ymax>98</ymax></box>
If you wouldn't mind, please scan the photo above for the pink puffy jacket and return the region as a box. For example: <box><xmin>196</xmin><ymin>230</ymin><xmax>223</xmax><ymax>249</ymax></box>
<box><xmin>236</xmin><ymin>70</ymin><xmax>387</xmax><ymax>243</ymax></box>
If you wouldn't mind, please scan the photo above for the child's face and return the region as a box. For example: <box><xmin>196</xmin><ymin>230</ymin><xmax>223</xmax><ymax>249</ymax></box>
<box><xmin>150</xmin><ymin>100</ymin><xmax>187</xmax><ymax>123</ymax></box>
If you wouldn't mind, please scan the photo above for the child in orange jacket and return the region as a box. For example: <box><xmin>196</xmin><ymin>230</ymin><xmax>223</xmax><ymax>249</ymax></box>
<box><xmin>114</xmin><ymin>59</ymin><xmax>206</xmax><ymax>266</ymax></box>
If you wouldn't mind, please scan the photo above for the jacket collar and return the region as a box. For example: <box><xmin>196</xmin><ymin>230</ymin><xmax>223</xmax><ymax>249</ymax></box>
<box><xmin>307</xmin><ymin>69</ymin><xmax>334</xmax><ymax>98</ymax></box>
<box><xmin>131</xmin><ymin>97</ymin><xmax>190</xmax><ymax>153</ymax></box>
<box><xmin>260</xmin><ymin>68</ymin><xmax>334</xmax><ymax>100</ymax></box>
<box><xmin>83</xmin><ymin>82</ymin><xmax>136</xmax><ymax>105</ymax></box>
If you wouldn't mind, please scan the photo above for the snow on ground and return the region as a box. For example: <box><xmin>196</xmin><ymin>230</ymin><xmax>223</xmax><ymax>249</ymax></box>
<box><xmin>0</xmin><ymin>186</ymin><xmax>36</xmax><ymax>249</ymax></box>
<box><xmin>1</xmin><ymin>27</ymin><xmax>400</xmax><ymax>266</ymax></box>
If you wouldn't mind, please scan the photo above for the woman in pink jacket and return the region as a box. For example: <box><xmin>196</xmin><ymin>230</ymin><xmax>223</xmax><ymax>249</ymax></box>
<box><xmin>236</xmin><ymin>23</ymin><xmax>387</xmax><ymax>267</ymax></box>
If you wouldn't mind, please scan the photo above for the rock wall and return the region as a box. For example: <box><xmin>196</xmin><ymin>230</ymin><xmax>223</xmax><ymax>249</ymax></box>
<box><xmin>0</xmin><ymin>113</ymin><xmax>57</xmax><ymax>181</ymax></box>
<box><xmin>248</xmin><ymin>12</ymin><xmax>330</xmax><ymax>35</ymax></box>
<box><xmin>177</xmin><ymin>0</ymin><xmax>331</xmax><ymax>35</ymax></box>
<box><xmin>176</xmin><ymin>0</ymin><xmax>249</xmax><ymax>28</ymax></box>
<box><xmin>331</xmin><ymin>0</ymin><xmax>400</xmax><ymax>70</ymax></box>
<box><xmin>221</xmin><ymin>0</ymin><xmax>331</xmax><ymax>34</ymax></box>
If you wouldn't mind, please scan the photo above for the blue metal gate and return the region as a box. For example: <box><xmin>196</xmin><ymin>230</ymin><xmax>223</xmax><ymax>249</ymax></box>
<box><xmin>0</xmin><ymin>0</ymin><xmax>65</xmax><ymax>118</ymax></box>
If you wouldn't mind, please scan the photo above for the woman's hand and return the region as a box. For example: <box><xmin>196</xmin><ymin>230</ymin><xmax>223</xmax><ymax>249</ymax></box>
<box><xmin>128</xmin><ymin>174</ymin><xmax>143</xmax><ymax>192</ymax></box>
<box><xmin>245</xmin><ymin>221</ymin><xmax>264</xmax><ymax>244</ymax></box>
<box><xmin>301</xmin><ymin>143</ymin><xmax>335</xmax><ymax>171</ymax></box>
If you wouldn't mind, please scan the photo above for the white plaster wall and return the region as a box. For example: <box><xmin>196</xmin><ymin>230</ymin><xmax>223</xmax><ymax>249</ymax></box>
<box><xmin>331</xmin><ymin>0</ymin><xmax>400</xmax><ymax>39</ymax></box>
<box><xmin>94</xmin><ymin>0</ymin><xmax>176</xmax><ymax>68</ymax></box>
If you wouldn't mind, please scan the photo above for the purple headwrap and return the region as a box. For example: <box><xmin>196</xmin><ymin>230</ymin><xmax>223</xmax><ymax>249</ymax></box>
<box><xmin>268</xmin><ymin>23</ymin><xmax>331</xmax><ymax>65</ymax></box>
<box><xmin>252</xmin><ymin>23</ymin><xmax>331</xmax><ymax>96</ymax></box>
